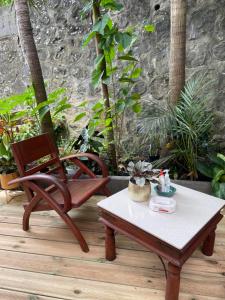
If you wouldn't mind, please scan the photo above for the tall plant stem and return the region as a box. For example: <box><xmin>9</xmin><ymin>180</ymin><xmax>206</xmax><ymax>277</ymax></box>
<box><xmin>92</xmin><ymin>1</ymin><xmax>117</xmax><ymax>171</ymax></box>
<box><xmin>169</xmin><ymin>0</ymin><xmax>187</xmax><ymax>104</ymax></box>
<box><xmin>14</xmin><ymin>0</ymin><xmax>55</xmax><ymax>141</ymax></box>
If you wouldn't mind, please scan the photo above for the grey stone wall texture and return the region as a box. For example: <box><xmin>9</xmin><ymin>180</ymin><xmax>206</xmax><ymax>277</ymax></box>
<box><xmin>0</xmin><ymin>0</ymin><xmax>225</xmax><ymax>146</ymax></box>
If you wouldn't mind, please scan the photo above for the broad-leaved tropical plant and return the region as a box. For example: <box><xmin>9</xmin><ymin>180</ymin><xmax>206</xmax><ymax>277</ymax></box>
<box><xmin>197</xmin><ymin>153</ymin><xmax>225</xmax><ymax>200</ymax></box>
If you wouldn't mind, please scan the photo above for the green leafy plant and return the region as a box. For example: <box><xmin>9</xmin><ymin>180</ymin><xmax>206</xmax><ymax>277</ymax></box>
<box><xmin>78</xmin><ymin>0</ymin><xmax>154</xmax><ymax>165</ymax></box>
<box><xmin>140</xmin><ymin>75</ymin><xmax>214</xmax><ymax>179</ymax></box>
<box><xmin>127</xmin><ymin>161</ymin><xmax>159</xmax><ymax>187</ymax></box>
<box><xmin>0</xmin><ymin>116</ymin><xmax>16</xmax><ymax>174</ymax></box>
<box><xmin>197</xmin><ymin>153</ymin><xmax>225</xmax><ymax>199</ymax></box>
<box><xmin>169</xmin><ymin>78</ymin><xmax>214</xmax><ymax>179</ymax></box>
<box><xmin>0</xmin><ymin>85</ymin><xmax>71</xmax><ymax>143</ymax></box>
<box><xmin>73</xmin><ymin>126</ymin><xmax>104</xmax><ymax>154</ymax></box>
<box><xmin>0</xmin><ymin>132</ymin><xmax>16</xmax><ymax>174</ymax></box>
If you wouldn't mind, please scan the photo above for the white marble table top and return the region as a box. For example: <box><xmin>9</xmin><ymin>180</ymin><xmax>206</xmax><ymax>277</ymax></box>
<box><xmin>97</xmin><ymin>184</ymin><xmax>225</xmax><ymax>250</ymax></box>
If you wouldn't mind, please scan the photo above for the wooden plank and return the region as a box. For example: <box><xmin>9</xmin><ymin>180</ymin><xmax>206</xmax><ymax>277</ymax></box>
<box><xmin>0</xmin><ymin>229</ymin><xmax>224</xmax><ymax>279</ymax></box>
<box><xmin>0</xmin><ymin>222</ymin><xmax>146</xmax><ymax>251</ymax></box>
<box><xmin>0</xmin><ymin>198</ymin><xmax>224</xmax><ymax>299</ymax></box>
<box><xmin>0</xmin><ymin>213</ymin><xmax>104</xmax><ymax>232</ymax></box>
<box><xmin>0</xmin><ymin>289</ymin><xmax>62</xmax><ymax>300</ymax></box>
<box><xmin>0</xmin><ymin>267</ymin><xmax>165</xmax><ymax>300</ymax></box>
<box><xmin>1</xmin><ymin>220</ymin><xmax>225</xmax><ymax>256</ymax></box>
<box><xmin>0</xmin><ymin>249</ymin><xmax>224</xmax><ymax>298</ymax></box>
<box><xmin>0</xmin><ymin>266</ymin><xmax>224</xmax><ymax>300</ymax></box>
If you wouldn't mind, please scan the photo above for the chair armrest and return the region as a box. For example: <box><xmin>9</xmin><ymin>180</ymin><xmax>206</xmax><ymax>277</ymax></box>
<box><xmin>61</xmin><ymin>153</ymin><xmax>109</xmax><ymax>178</ymax></box>
<box><xmin>9</xmin><ymin>174</ymin><xmax>72</xmax><ymax>211</ymax></box>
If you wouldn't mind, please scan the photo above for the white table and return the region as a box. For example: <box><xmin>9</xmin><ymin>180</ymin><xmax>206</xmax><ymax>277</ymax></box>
<box><xmin>98</xmin><ymin>183</ymin><xmax>224</xmax><ymax>300</ymax></box>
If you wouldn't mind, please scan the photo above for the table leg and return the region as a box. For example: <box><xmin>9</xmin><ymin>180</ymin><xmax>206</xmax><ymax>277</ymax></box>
<box><xmin>105</xmin><ymin>225</ymin><xmax>116</xmax><ymax>261</ymax></box>
<box><xmin>165</xmin><ymin>263</ymin><xmax>181</xmax><ymax>300</ymax></box>
<box><xmin>202</xmin><ymin>229</ymin><xmax>216</xmax><ymax>256</ymax></box>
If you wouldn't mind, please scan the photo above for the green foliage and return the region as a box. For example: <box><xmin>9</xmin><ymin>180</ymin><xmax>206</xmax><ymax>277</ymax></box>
<box><xmin>80</xmin><ymin>0</ymin><xmax>154</xmax><ymax>159</ymax></box>
<box><xmin>141</xmin><ymin>75</ymin><xmax>214</xmax><ymax>179</ymax></box>
<box><xmin>168</xmin><ymin>77</ymin><xmax>214</xmax><ymax>179</ymax></box>
<box><xmin>144</xmin><ymin>24</ymin><xmax>155</xmax><ymax>32</ymax></box>
<box><xmin>100</xmin><ymin>0</ymin><xmax>123</xmax><ymax>11</ymax></box>
<box><xmin>127</xmin><ymin>161</ymin><xmax>159</xmax><ymax>187</ymax></box>
<box><xmin>0</xmin><ymin>134</ymin><xmax>16</xmax><ymax>174</ymax></box>
<box><xmin>73</xmin><ymin>126</ymin><xmax>104</xmax><ymax>154</ymax></box>
<box><xmin>0</xmin><ymin>0</ymin><xmax>12</xmax><ymax>6</ymax></box>
<box><xmin>197</xmin><ymin>153</ymin><xmax>225</xmax><ymax>200</ymax></box>
<box><xmin>0</xmin><ymin>85</ymin><xmax>71</xmax><ymax>172</ymax></box>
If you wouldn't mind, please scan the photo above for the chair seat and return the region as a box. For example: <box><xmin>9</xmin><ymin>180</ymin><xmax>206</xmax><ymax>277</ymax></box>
<box><xmin>52</xmin><ymin>178</ymin><xmax>110</xmax><ymax>208</ymax></box>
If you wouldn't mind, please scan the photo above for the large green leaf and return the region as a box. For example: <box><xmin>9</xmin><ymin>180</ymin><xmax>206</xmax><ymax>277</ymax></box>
<box><xmin>94</xmin><ymin>54</ymin><xmax>104</xmax><ymax>67</ymax></box>
<box><xmin>53</xmin><ymin>104</ymin><xmax>72</xmax><ymax>117</ymax></box>
<box><xmin>217</xmin><ymin>153</ymin><xmax>225</xmax><ymax>163</ymax></box>
<box><xmin>92</xmin><ymin>102</ymin><xmax>103</xmax><ymax>112</ymax></box>
<box><xmin>118</xmin><ymin>55</ymin><xmax>138</xmax><ymax>62</ymax></box>
<box><xmin>130</xmin><ymin>67</ymin><xmax>142</xmax><ymax>79</ymax></box>
<box><xmin>196</xmin><ymin>161</ymin><xmax>214</xmax><ymax>178</ymax></box>
<box><xmin>93</xmin><ymin>14</ymin><xmax>110</xmax><ymax>35</ymax></box>
<box><xmin>209</xmin><ymin>153</ymin><xmax>225</xmax><ymax>169</ymax></box>
<box><xmin>144</xmin><ymin>24</ymin><xmax>155</xmax><ymax>32</ymax></box>
<box><xmin>115</xmin><ymin>32</ymin><xmax>132</xmax><ymax>49</ymax></box>
<box><xmin>212</xmin><ymin>182</ymin><xmax>225</xmax><ymax>200</ymax></box>
<box><xmin>82</xmin><ymin>31</ymin><xmax>96</xmax><ymax>47</ymax></box>
<box><xmin>100</xmin><ymin>0</ymin><xmax>123</xmax><ymax>11</ymax></box>
<box><xmin>91</xmin><ymin>69</ymin><xmax>104</xmax><ymax>88</ymax></box>
<box><xmin>132</xmin><ymin>103</ymin><xmax>142</xmax><ymax>113</ymax></box>
<box><xmin>74</xmin><ymin>112</ymin><xmax>86</xmax><ymax>122</ymax></box>
<box><xmin>214</xmin><ymin>169</ymin><xmax>225</xmax><ymax>182</ymax></box>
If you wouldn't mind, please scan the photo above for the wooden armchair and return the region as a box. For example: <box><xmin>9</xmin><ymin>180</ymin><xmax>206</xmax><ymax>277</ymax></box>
<box><xmin>9</xmin><ymin>133</ymin><xmax>111</xmax><ymax>253</ymax></box>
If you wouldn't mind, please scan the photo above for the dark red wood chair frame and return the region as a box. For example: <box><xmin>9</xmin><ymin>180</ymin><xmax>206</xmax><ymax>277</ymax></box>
<box><xmin>9</xmin><ymin>133</ymin><xmax>111</xmax><ymax>253</ymax></box>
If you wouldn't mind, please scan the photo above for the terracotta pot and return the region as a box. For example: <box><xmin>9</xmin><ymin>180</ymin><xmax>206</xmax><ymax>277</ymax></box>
<box><xmin>128</xmin><ymin>180</ymin><xmax>151</xmax><ymax>202</ymax></box>
<box><xmin>0</xmin><ymin>172</ymin><xmax>19</xmax><ymax>190</ymax></box>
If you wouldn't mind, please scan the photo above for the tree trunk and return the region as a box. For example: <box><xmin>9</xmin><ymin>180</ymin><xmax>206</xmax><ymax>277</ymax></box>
<box><xmin>14</xmin><ymin>0</ymin><xmax>55</xmax><ymax>140</ymax></box>
<box><xmin>169</xmin><ymin>0</ymin><xmax>187</xmax><ymax>104</ymax></box>
<box><xmin>92</xmin><ymin>2</ymin><xmax>118</xmax><ymax>171</ymax></box>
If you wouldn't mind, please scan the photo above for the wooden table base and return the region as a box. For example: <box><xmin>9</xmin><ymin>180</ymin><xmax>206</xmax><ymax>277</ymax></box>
<box><xmin>100</xmin><ymin>211</ymin><xmax>222</xmax><ymax>300</ymax></box>
<box><xmin>165</xmin><ymin>263</ymin><xmax>181</xmax><ymax>300</ymax></box>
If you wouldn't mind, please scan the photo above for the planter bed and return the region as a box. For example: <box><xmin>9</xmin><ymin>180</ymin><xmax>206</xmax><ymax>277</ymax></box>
<box><xmin>108</xmin><ymin>176</ymin><xmax>212</xmax><ymax>195</ymax></box>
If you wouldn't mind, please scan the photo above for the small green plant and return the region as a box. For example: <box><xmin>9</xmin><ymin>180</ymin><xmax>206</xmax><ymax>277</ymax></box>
<box><xmin>127</xmin><ymin>161</ymin><xmax>159</xmax><ymax>187</ymax></box>
<box><xmin>0</xmin><ymin>134</ymin><xmax>16</xmax><ymax>174</ymax></box>
<box><xmin>197</xmin><ymin>153</ymin><xmax>225</xmax><ymax>200</ymax></box>
<box><xmin>0</xmin><ymin>109</ymin><xmax>20</xmax><ymax>174</ymax></box>
<box><xmin>73</xmin><ymin>126</ymin><xmax>104</xmax><ymax>154</ymax></box>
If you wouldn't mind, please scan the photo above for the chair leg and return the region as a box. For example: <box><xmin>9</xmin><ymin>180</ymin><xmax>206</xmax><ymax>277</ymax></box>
<box><xmin>22</xmin><ymin>185</ymin><xmax>89</xmax><ymax>252</ymax></box>
<box><xmin>61</xmin><ymin>212</ymin><xmax>89</xmax><ymax>253</ymax></box>
<box><xmin>23</xmin><ymin>195</ymin><xmax>41</xmax><ymax>231</ymax></box>
<box><xmin>23</xmin><ymin>205</ymin><xmax>32</xmax><ymax>231</ymax></box>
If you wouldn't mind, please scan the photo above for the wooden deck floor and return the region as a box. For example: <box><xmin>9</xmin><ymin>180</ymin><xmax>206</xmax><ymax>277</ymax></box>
<box><xmin>0</xmin><ymin>192</ymin><xmax>224</xmax><ymax>300</ymax></box>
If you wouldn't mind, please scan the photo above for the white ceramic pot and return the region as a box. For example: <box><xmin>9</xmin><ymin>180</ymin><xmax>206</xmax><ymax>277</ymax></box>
<box><xmin>128</xmin><ymin>180</ymin><xmax>151</xmax><ymax>202</ymax></box>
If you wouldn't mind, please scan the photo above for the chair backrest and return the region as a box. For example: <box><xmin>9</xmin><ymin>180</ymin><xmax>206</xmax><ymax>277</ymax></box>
<box><xmin>11</xmin><ymin>133</ymin><xmax>66</xmax><ymax>181</ymax></box>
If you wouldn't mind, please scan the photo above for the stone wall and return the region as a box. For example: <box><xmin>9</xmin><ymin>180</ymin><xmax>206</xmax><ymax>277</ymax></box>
<box><xmin>0</xmin><ymin>0</ymin><xmax>225</xmax><ymax>146</ymax></box>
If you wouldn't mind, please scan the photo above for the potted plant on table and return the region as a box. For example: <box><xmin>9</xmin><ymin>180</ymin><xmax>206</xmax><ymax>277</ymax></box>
<box><xmin>127</xmin><ymin>161</ymin><xmax>159</xmax><ymax>202</ymax></box>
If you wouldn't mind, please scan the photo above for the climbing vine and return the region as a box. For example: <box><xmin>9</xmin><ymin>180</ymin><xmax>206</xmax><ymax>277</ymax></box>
<box><xmin>76</xmin><ymin>0</ymin><xmax>154</xmax><ymax>167</ymax></box>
